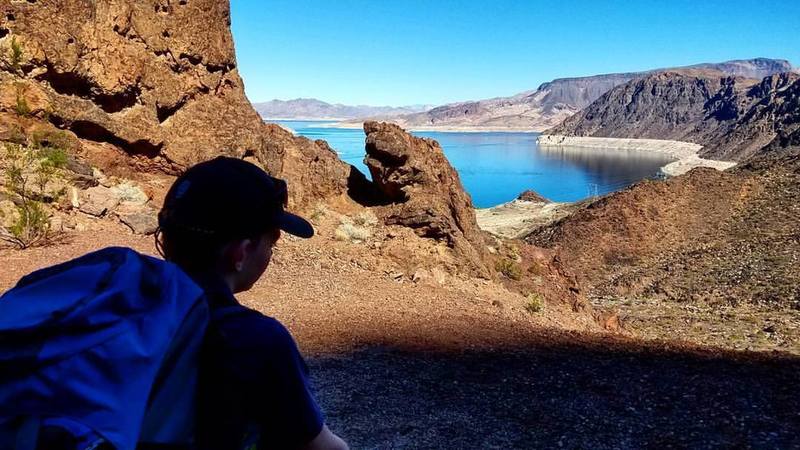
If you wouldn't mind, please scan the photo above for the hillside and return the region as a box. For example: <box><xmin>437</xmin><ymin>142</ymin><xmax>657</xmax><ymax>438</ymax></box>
<box><xmin>253</xmin><ymin>98</ymin><xmax>430</xmax><ymax>120</ymax></box>
<box><xmin>547</xmin><ymin>71</ymin><xmax>800</xmax><ymax>161</ymax></box>
<box><xmin>350</xmin><ymin>58</ymin><xmax>794</xmax><ymax>131</ymax></box>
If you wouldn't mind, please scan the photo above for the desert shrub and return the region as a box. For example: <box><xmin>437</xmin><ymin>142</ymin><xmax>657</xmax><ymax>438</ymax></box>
<box><xmin>14</xmin><ymin>84</ymin><xmax>31</xmax><ymax>117</ymax></box>
<box><xmin>334</xmin><ymin>221</ymin><xmax>371</xmax><ymax>243</ymax></box>
<box><xmin>10</xmin><ymin>36</ymin><xmax>23</xmax><ymax>71</ymax></box>
<box><xmin>0</xmin><ymin>143</ymin><xmax>67</xmax><ymax>248</ymax></box>
<box><xmin>31</xmin><ymin>129</ymin><xmax>76</xmax><ymax>152</ymax></box>
<box><xmin>496</xmin><ymin>258</ymin><xmax>522</xmax><ymax>280</ymax></box>
<box><xmin>308</xmin><ymin>203</ymin><xmax>329</xmax><ymax>223</ymax></box>
<box><xmin>353</xmin><ymin>210</ymin><xmax>378</xmax><ymax>227</ymax></box>
<box><xmin>524</xmin><ymin>293</ymin><xmax>545</xmax><ymax>314</ymax></box>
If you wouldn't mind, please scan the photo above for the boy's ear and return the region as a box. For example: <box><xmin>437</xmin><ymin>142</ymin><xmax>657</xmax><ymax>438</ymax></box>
<box><xmin>224</xmin><ymin>239</ymin><xmax>251</xmax><ymax>273</ymax></box>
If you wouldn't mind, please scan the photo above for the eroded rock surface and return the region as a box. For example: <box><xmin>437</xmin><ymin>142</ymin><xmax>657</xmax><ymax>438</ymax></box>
<box><xmin>0</xmin><ymin>0</ymin><xmax>356</xmax><ymax>208</ymax></box>
<box><xmin>548</xmin><ymin>71</ymin><xmax>800</xmax><ymax>162</ymax></box>
<box><xmin>363</xmin><ymin>121</ymin><xmax>489</xmax><ymax>275</ymax></box>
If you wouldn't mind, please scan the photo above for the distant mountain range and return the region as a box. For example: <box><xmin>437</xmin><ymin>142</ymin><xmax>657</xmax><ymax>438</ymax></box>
<box><xmin>253</xmin><ymin>98</ymin><xmax>432</xmax><ymax>120</ymax></box>
<box><xmin>335</xmin><ymin>58</ymin><xmax>795</xmax><ymax>131</ymax></box>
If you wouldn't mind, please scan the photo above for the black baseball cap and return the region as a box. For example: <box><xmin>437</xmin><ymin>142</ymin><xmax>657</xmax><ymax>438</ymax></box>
<box><xmin>158</xmin><ymin>156</ymin><xmax>314</xmax><ymax>239</ymax></box>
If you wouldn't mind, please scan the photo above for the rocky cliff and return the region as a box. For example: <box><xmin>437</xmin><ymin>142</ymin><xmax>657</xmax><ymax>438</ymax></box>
<box><xmin>359</xmin><ymin>59</ymin><xmax>793</xmax><ymax>131</ymax></box>
<box><xmin>0</xmin><ymin>0</ymin><xmax>354</xmax><ymax>207</ymax></box>
<box><xmin>547</xmin><ymin>71</ymin><xmax>800</xmax><ymax>162</ymax></box>
<box><xmin>363</xmin><ymin>121</ymin><xmax>489</xmax><ymax>275</ymax></box>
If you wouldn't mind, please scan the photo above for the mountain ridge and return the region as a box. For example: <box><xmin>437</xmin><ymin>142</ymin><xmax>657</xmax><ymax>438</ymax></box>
<box><xmin>546</xmin><ymin>71</ymin><xmax>800</xmax><ymax>161</ymax></box>
<box><xmin>253</xmin><ymin>98</ymin><xmax>431</xmax><ymax>120</ymax></box>
<box><xmin>344</xmin><ymin>58</ymin><xmax>794</xmax><ymax>131</ymax></box>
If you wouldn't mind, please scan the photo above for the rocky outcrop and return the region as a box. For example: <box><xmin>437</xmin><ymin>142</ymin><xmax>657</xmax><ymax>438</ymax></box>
<box><xmin>363</xmin><ymin>121</ymin><xmax>489</xmax><ymax>275</ymax></box>
<box><xmin>352</xmin><ymin>59</ymin><xmax>793</xmax><ymax>132</ymax></box>
<box><xmin>547</xmin><ymin>72</ymin><xmax>800</xmax><ymax>162</ymax></box>
<box><xmin>517</xmin><ymin>190</ymin><xmax>550</xmax><ymax>203</ymax></box>
<box><xmin>0</xmin><ymin>0</ymin><xmax>264</xmax><ymax>172</ymax></box>
<box><xmin>260</xmin><ymin>123</ymin><xmax>368</xmax><ymax>208</ymax></box>
<box><xmin>0</xmin><ymin>0</ymin><xmax>356</xmax><ymax>208</ymax></box>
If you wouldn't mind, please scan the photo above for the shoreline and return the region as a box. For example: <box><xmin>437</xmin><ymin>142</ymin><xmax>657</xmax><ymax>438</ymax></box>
<box><xmin>537</xmin><ymin>135</ymin><xmax>737</xmax><ymax>176</ymax></box>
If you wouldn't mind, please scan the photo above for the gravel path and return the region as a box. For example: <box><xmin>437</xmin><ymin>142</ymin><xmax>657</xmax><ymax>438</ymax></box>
<box><xmin>311</xmin><ymin>341</ymin><xmax>800</xmax><ymax>449</ymax></box>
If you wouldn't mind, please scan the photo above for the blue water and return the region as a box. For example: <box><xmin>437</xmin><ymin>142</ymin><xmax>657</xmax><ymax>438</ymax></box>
<box><xmin>275</xmin><ymin>120</ymin><xmax>674</xmax><ymax>208</ymax></box>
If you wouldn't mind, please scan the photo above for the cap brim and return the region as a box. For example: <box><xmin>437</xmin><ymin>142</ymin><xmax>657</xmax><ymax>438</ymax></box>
<box><xmin>277</xmin><ymin>211</ymin><xmax>315</xmax><ymax>238</ymax></box>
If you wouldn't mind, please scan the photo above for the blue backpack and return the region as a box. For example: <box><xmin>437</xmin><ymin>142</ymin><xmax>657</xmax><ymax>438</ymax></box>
<box><xmin>0</xmin><ymin>247</ymin><xmax>209</xmax><ymax>450</ymax></box>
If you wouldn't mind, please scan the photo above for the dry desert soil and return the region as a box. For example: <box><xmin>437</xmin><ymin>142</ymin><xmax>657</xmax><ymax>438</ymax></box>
<box><xmin>2</xmin><ymin>224</ymin><xmax>799</xmax><ymax>449</ymax></box>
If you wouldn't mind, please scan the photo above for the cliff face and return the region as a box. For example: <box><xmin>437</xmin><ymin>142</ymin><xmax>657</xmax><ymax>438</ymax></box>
<box><xmin>0</xmin><ymin>0</ymin><xmax>354</xmax><ymax>207</ymax></box>
<box><xmin>0</xmin><ymin>0</ymin><xmax>262</xmax><ymax>172</ymax></box>
<box><xmin>548</xmin><ymin>72</ymin><xmax>800</xmax><ymax>162</ymax></box>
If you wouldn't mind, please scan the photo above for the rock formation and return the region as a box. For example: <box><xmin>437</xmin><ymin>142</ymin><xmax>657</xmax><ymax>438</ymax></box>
<box><xmin>517</xmin><ymin>190</ymin><xmax>550</xmax><ymax>203</ymax></box>
<box><xmin>547</xmin><ymin>71</ymin><xmax>800</xmax><ymax>162</ymax></box>
<box><xmin>0</xmin><ymin>0</ymin><xmax>355</xmax><ymax>207</ymax></box>
<box><xmin>350</xmin><ymin>59</ymin><xmax>793</xmax><ymax>132</ymax></box>
<box><xmin>363</xmin><ymin>121</ymin><xmax>489</xmax><ymax>275</ymax></box>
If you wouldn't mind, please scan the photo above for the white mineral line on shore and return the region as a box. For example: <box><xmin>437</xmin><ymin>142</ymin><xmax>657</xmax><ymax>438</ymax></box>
<box><xmin>537</xmin><ymin>135</ymin><xmax>737</xmax><ymax>176</ymax></box>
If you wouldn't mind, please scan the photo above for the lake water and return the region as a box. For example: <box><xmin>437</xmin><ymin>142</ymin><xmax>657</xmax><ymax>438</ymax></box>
<box><xmin>275</xmin><ymin>120</ymin><xmax>674</xmax><ymax>208</ymax></box>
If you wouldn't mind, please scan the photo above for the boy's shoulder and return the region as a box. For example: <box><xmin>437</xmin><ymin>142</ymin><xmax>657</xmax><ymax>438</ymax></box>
<box><xmin>212</xmin><ymin>305</ymin><xmax>297</xmax><ymax>354</ymax></box>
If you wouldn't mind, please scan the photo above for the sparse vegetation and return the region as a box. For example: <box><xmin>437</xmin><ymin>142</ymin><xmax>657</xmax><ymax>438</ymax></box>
<box><xmin>309</xmin><ymin>203</ymin><xmax>329</xmax><ymax>223</ymax></box>
<box><xmin>496</xmin><ymin>258</ymin><xmax>522</xmax><ymax>280</ymax></box>
<box><xmin>10</xmin><ymin>36</ymin><xmax>23</xmax><ymax>71</ymax></box>
<box><xmin>353</xmin><ymin>210</ymin><xmax>378</xmax><ymax>227</ymax></box>
<box><xmin>334</xmin><ymin>221</ymin><xmax>371</xmax><ymax>243</ymax></box>
<box><xmin>0</xmin><ymin>142</ymin><xmax>68</xmax><ymax>249</ymax></box>
<box><xmin>14</xmin><ymin>84</ymin><xmax>31</xmax><ymax>117</ymax></box>
<box><xmin>524</xmin><ymin>293</ymin><xmax>544</xmax><ymax>314</ymax></box>
<box><xmin>333</xmin><ymin>211</ymin><xmax>377</xmax><ymax>243</ymax></box>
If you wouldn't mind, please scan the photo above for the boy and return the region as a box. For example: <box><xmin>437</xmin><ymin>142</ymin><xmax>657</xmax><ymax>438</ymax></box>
<box><xmin>156</xmin><ymin>156</ymin><xmax>348</xmax><ymax>450</ymax></box>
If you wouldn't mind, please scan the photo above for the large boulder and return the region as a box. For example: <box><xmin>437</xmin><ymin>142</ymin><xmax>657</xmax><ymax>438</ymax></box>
<box><xmin>363</xmin><ymin>121</ymin><xmax>489</xmax><ymax>275</ymax></box>
<box><xmin>0</xmin><ymin>0</ymin><xmax>262</xmax><ymax>173</ymax></box>
<box><xmin>0</xmin><ymin>0</ymin><xmax>356</xmax><ymax>207</ymax></box>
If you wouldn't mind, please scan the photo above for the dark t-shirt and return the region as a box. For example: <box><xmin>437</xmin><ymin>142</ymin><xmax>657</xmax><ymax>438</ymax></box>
<box><xmin>196</xmin><ymin>277</ymin><xmax>324</xmax><ymax>449</ymax></box>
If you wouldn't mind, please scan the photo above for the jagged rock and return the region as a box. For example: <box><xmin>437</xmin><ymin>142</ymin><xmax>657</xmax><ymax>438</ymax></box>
<box><xmin>363</xmin><ymin>121</ymin><xmax>489</xmax><ymax>276</ymax></box>
<box><xmin>259</xmin><ymin>123</ymin><xmax>365</xmax><ymax>208</ymax></box>
<box><xmin>119</xmin><ymin>210</ymin><xmax>158</xmax><ymax>235</ymax></box>
<box><xmin>548</xmin><ymin>71</ymin><xmax>800</xmax><ymax>162</ymax></box>
<box><xmin>79</xmin><ymin>186</ymin><xmax>119</xmax><ymax>217</ymax></box>
<box><xmin>517</xmin><ymin>190</ymin><xmax>550</xmax><ymax>203</ymax></box>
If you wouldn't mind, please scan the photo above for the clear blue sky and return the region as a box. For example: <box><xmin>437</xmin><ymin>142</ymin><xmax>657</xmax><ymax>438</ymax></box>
<box><xmin>231</xmin><ymin>0</ymin><xmax>800</xmax><ymax>106</ymax></box>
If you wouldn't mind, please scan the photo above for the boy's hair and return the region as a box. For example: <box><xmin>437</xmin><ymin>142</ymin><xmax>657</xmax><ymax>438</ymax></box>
<box><xmin>155</xmin><ymin>157</ymin><xmax>314</xmax><ymax>274</ymax></box>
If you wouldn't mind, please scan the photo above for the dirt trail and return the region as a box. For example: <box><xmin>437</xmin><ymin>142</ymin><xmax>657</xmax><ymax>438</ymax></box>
<box><xmin>2</xmin><ymin>228</ymin><xmax>798</xmax><ymax>449</ymax></box>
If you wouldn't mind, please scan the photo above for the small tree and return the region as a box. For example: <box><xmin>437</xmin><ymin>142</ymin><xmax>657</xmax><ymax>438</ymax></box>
<box><xmin>0</xmin><ymin>142</ymin><xmax>68</xmax><ymax>249</ymax></box>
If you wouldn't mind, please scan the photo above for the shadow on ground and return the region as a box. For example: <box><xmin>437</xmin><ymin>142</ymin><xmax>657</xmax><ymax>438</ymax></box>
<box><xmin>308</xmin><ymin>336</ymin><xmax>800</xmax><ymax>449</ymax></box>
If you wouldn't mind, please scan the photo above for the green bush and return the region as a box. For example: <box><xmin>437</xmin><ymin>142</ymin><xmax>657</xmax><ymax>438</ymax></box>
<box><xmin>524</xmin><ymin>293</ymin><xmax>545</xmax><ymax>314</ymax></box>
<box><xmin>10</xmin><ymin>36</ymin><xmax>23</xmax><ymax>71</ymax></box>
<box><xmin>0</xmin><ymin>143</ymin><xmax>66</xmax><ymax>249</ymax></box>
<box><xmin>14</xmin><ymin>85</ymin><xmax>31</xmax><ymax>117</ymax></box>
<box><xmin>496</xmin><ymin>258</ymin><xmax>522</xmax><ymax>280</ymax></box>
